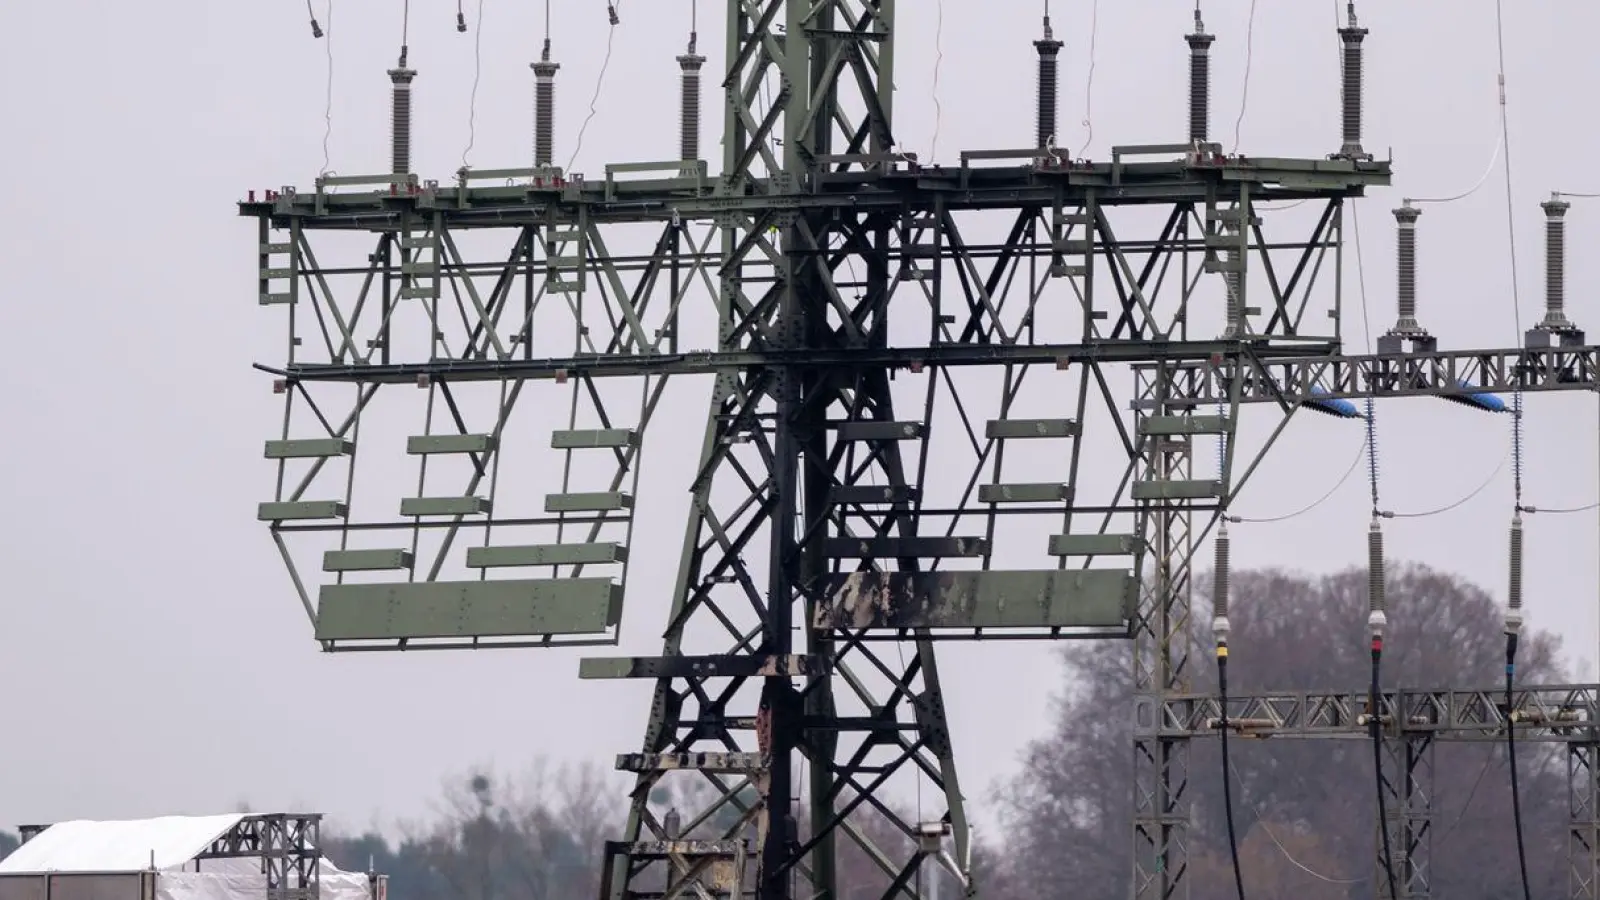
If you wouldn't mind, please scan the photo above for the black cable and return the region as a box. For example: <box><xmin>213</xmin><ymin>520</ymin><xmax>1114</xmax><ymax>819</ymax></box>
<box><xmin>1218</xmin><ymin>647</ymin><xmax>1246</xmax><ymax>900</ymax></box>
<box><xmin>1370</xmin><ymin>639</ymin><xmax>1400</xmax><ymax>900</ymax></box>
<box><xmin>1506</xmin><ymin>631</ymin><xmax>1533</xmax><ymax>900</ymax></box>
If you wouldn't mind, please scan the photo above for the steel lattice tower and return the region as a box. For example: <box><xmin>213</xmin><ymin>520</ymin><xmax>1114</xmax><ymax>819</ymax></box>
<box><xmin>244</xmin><ymin>3</ymin><xmax>1600</xmax><ymax>899</ymax></box>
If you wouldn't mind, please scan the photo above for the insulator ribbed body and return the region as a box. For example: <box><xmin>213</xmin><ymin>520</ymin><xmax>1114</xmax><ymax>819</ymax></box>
<box><xmin>1186</xmin><ymin>33</ymin><xmax>1214</xmax><ymax>144</ymax></box>
<box><xmin>1368</xmin><ymin>522</ymin><xmax>1386</xmax><ymax>615</ymax></box>
<box><xmin>1213</xmin><ymin>529</ymin><xmax>1231</xmax><ymax>620</ymax></box>
<box><xmin>1508</xmin><ymin>517</ymin><xmax>1525</xmax><ymax>612</ymax></box>
<box><xmin>532</xmin><ymin>59</ymin><xmax>559</xmax><ymax>167</ymax></box>
<box><xmin>1035</xmin><ymin>39</ymin><xmax>1062</xmax><ymax>149</ymax></box>
<box><xmin>1394</xmin><ymin>205</ymin><xmax>1421</xmax><ymax>326</ymax></box>
<box><xmin>679</xmin><ymin>54</ymin><xmax>704</xmax><ymax>161</ymax></box>
<box><xmin>1339</xmin><ymin>26</ymin><xmax>1368</xmax><ymax>155</ymax></box>
<box><xmin>389</xmin><ymin>67</ymin><xmax>416</xmax><ymax>176</ymax></box>
<box><xmin>1543</xmin><ymin>199</ymin><xmax>1571</xmax><ymax>325</ymax></box>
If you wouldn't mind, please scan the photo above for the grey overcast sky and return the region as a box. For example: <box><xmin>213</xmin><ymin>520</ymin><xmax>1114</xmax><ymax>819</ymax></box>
<box><xmin>3</xmin><ymin>0</ymin><xmax>1600</xmax><ymax>842</ymax></box>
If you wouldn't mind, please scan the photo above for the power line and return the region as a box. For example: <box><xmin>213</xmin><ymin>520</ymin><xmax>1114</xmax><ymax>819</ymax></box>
<box><xmin>566</xmin><ymin>4</ymin><xmax>622</xmax><ymax>171</ymax></box>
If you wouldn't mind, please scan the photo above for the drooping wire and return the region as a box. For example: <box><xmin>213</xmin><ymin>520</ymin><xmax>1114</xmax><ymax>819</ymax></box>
<box><xmin>1229</xmin><ymin>0</ymin><xmax>1259</xmax><ymax>155</ymax></box>
<box><xmin>1227</xmin><ymin>437</ymin><xmax>1368</xmax><ymax>524</ymax></box>
<box><xmin>1079</xmin><ymin>0</ymin><xmax>1100</xmax><ymax>155</ymax></box>
<box><xmin>1405</xmin><ymin>132</ymin><xmax>1502</xmax><ymax>205</ymax></box>
<box><xmin>1229</xmin><ymin>748</ymin><xmax>1499</xmax><ymax>887</ymax></box>
<box><xmin>1384</xmin><ymin>445</ymin><xmax>1509</xmax><ymax>518</ymax></box>
<box><xmin>1213</xmin><ymin>392</ymin><xmax>1246</xmax><ymax>900</ymax></box>
<box><xmin>1488</xmin><ymin>2</ymin><xmax>1532</xmax><ymax>895</ymax></box>
<box><xmin>927</xmin><ymin>0</ymin><xmax>945</xmax><ymax>161</ymax></box>
<box><xmin>1525</xmin><ymin>500</ymin><xmax>1600</xmax><ymax>515</ymax></box>
<box><xmin>566</xmin><ymin>3</ymin><xmax>622</xmax><ymax>172</ymax></box>
<box><xmin>317</xmin><ymin>0</ymin><xmax>334</xmax><ymax>177</ymax></box>
<box><xmin>1228</xmin><ymin>119</ymin><xmax>1372</xmax><ymax>525</ymax></box>
<box><xmin>460</xmin><ymin>0</ymin><xmax>486</xmax><ymax>169</ymax></box>
<box><xmin>1218</xmin><ymin>639</ymin><xmax>1246</xmax><ymax>900</ymax></box>
<box><xmin>400</xmin><ymin>0</ymin><xmax>411</xmax><ymax>59</ymax></box>
<box><xmin>1351</xmin><ymin>125</ymin><xmax>1401</xmax><ymax>899</ymax></box>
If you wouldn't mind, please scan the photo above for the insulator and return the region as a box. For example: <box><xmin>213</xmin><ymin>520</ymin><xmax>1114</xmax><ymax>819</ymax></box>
<box><xmin>1390</xmin><ymin>203</ymin><xmax>1424</xmax><ymax>335</ymax></box>
<box><xmin>532</xmin><ymin>41</ymin><xmax>559</xmax><ymax>168</ymax></box>
<box><xmin>1213</xmin><ymin>526</ymin><xmax>1232</xmax><ymax>623</ymax></box>
<box><xmin>1185</xmin><ymin>13</ymin><xmax>1214</xmax><ymax>145</ymax></box>
<box><xmin>1338</xmin><ymin>5</ymin><xmax>1369</xmax><ymax>159</ymax></box>
<box><xmin>1510</xmin><ymin>509</ymin><xmax>1523</xmax><ymax>621</ymax></box>
<box><xmin>1367</xmin><ymin>519</ymin><xmax>1387</xmax><ymax>616</ymax></box>
<box><xmin>678</xmin><ymin>36</ymin><xmax>705</xmax><ymax>162</ymax></box>
<box><xmin>1541</xmin><ymin>196</ymin><xmax>1574</xmax><ymax>330</ymax></box>
<box><xmin>388</xmin><ymin>66</ymin><xmax>417</xmax><ymax>176</ymax></box>
<box><xmin>1034</xmin><ymin>17</ymin><xmax>1063</xmax><ymax>149</ymax></box>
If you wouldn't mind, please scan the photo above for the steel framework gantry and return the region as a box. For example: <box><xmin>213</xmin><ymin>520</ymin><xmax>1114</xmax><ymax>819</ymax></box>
<box><xmin>1160</xmin><ymin>680</ymin><xmax>1600</xmax><ymax>899</ymax></box>
<box><xmin>232</xmin><ymin>3</ymin><xmax>1600</xmax><ymax>899</ymax></box>
<box><xmin>1150</xmin><ymin>346</ymin><xmax>1600</xmax><ymax>900</ymax></box>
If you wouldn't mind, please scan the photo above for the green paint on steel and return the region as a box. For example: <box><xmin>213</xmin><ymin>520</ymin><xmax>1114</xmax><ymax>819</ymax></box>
<box><xmin>314</xmin><ymin>578</ymin><xmax>624</xmax><ymax>641</ymax></box>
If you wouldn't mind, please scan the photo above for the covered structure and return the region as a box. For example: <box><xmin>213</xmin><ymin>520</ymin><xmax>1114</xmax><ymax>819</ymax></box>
<box><xmin>0</xmin><ymin>814</ymin><xmax>382</xmax><ymax>900</ymax></box>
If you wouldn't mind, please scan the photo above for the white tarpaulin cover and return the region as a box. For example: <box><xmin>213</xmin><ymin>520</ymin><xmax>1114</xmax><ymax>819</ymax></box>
<box><xmin>156</xmin><ymin>870</ymin><xmax>373</xmax><ymax>900</ymax></box>
<box><xmin>0</xmin><ymin>815</ymin><xmax>371</xmax><ymax>900</ymax></box>
<box><xmin>0</xmin><ymin>815</ymin><xmax>247</xmax><ymax>873</ymax></box>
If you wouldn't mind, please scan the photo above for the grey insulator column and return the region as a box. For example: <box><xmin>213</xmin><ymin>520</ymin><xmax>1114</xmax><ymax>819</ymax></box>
<box><xmin>678</xmin><ymin>34</ymin><xmax>705</xmax><ymax>162</ymax></box>
<box><xmin>1540</xmin><ymin>197</ymin><xmax>1576</xmax><ymax>330</ymax></box>
<box><xmin>1506</xmin><ymin>513</ymin><xmax>1525</xmax><ymax>636</ymax></box>
<box><xmin>532</xmin><ymin>40</ymin><xmax>559</xmax><ymax>168</ymax></box>
<box><xmin>388</xmin><ymin>64</ymin><xmax>417</xmax><ymax>177</ymax></box>
<box><xmin>1186</xmin><ymin>12</ymin><xmax>1214</xmax><ymax>145</ymax></box>
<box><xmin>1338</xmin><ymin>4</ymin><xmax>1370</xmax><ymax>160</ymax></box>
<box><xmin>1034</xmin><ymin>17</ymin><xmax>1063</xmax><ymax>150</ymax></box>
<box><xmin>1378</xmin><ymin>203</ymin><xmax>1433</xmax><ymax>352</ymax></box>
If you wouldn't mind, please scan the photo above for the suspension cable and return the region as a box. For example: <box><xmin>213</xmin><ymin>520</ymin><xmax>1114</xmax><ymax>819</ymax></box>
<box><xmin>1489</xmin><ymin>0</ymin><xmax>1532</xmax><ymax>893</ymax></box>
<box><xmin>1213</xmin><ymin>383</ymin><xmax>1246</xmax><ymax>899</ymax></box>
<box><xmin>1356</xmin><ymin>81</ymin><xmax>1401</xmax><ymax>887</ymax></box>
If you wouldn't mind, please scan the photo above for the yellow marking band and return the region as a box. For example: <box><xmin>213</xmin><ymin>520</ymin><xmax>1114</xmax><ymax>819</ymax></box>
<box><xmin>1216</xmin><ymin>645</ymin><xmax>1229</xmax><ymax>659</ymax></box>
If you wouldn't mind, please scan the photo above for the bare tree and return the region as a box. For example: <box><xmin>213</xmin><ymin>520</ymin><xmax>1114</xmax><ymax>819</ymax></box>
<box><xmin>991</xmin><ymin>562</ymin><xmax>1570</xmax><ymax>900</ymax></box>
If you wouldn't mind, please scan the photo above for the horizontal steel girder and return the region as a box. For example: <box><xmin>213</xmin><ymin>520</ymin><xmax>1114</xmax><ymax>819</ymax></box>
<box><xmin>238</xmin><ymin>151</ymin><xmax>1390</xmax><ymax>230</ymax></box>
<box><xmin>267</xmin><ymin>344</ymin><xmax>1600</xmax><ymax>400</ymax></box>
<box><xmin>261</xmin><ymin>341</ymin><xmax>1338</xmax><ymax>385</ymax></box>
<box><xmin>1140</xmin><ymin>345</ymin><xmax>1600</xmax><ymax>404</ymax></box>
<box><xmin>1150</xmin><ymin>682</ymin><xmax>1600</xmax><ymax>741</ymax></box>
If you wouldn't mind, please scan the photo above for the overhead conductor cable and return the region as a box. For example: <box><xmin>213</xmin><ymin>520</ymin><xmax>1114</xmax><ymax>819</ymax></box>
<box><xmin>1034</xmin><ymin>12</ymin><xmax>1063</xmax><ymax>150</ymax></box>
<box><xmin>1213</xmin><ymin>518</ymin><xmax>1246</xmax><ymax>900</ymax></box>
<box><xmin>1363</xmin><ymin>280</ymin><xmax>1401</xmax><ymax>898</ymax></box>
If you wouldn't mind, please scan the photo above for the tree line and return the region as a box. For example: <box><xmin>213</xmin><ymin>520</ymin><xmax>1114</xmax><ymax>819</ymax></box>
<box><xmin>0</xmin><ymin>563</ymin><xmax>1576</xmax><ymax>898</ymax></box>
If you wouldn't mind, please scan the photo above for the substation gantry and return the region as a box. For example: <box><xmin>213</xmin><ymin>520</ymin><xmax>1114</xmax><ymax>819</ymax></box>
<box><xmin>242</xmin><ymin>2</ymin><xmax>1600</xmax><ymax>899</ymax></box>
